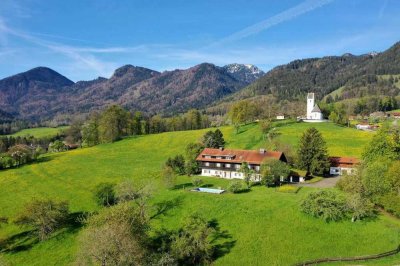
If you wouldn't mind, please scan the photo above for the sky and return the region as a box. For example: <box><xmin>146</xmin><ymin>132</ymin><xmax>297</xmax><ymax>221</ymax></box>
<box><xmin>0</xmin><ymin>0</ymin><xmax>399</xmax><ymax>81</ymax></box>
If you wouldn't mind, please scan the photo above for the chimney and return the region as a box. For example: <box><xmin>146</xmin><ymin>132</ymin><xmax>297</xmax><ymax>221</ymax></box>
<box><xmin>219</xmin><ymin>146</ymin><xmax>224</xmax><ymax>151</ymax></box>
<box><xmin>259</xmin><ymin>148</ymin><xmax>266</xmax><ymax>154</ymax></box>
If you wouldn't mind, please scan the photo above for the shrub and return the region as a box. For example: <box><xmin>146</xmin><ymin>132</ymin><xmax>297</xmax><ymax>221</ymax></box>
<box><xmin>261</xmin><ymin>159</ymin><xmax>291</xmax><ymax>187</ymax></box>
<box><xmin>94</xmin><ymin>183</ymin><xmax>116</xmax><ymax>207</ymax></box>
<box><xmin>192</xmin><ymin>177</ymin><xmax>203</xmax><ymax>187</ymax></box>
<box><xmin>162</xmin><ymin>166</ymin><xmax>177</xmax><ymax>189</ymax></box>
<box><xmin>379</xmin><ymin>193</ymin><xmax>400</xmax><ymax>218</ymax></box>
<box><xmin>346</xmin><ymin>193</ymin><xmax>376</xmax><ymax>222</ymax></box>
<box><xmin>336</xmin><ymin>173</ymin><xmax>364</xmax><ymax>194</ymax></box>
<box><xmin>301</xmin><ymin>190</ymin><xmax>347</xmax><ymax>222</ymax></box>
<box><xmin>227</xmin><ymin>180</ymin><xmax>248</xmax><ymax>193</ymax></box>
<box><xmin>165</xmin><ymin>155</ymin><xmax>185</xmax><ymax>175</ymax></box>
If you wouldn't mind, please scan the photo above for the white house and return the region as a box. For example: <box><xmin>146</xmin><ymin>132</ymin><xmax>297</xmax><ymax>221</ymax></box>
<box><xmin>196</xmin><ymin>147</ymin><xmax>287</xmax><ymax>180</ymax></box>
<box><xmin>276</xmin><ymin>115</ymin><xmax>285</xmax><ymax>120</ymax></box>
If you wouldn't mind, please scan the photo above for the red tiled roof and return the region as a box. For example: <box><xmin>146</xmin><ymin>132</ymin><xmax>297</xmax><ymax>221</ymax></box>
<box><xmin>196</xmin><ymin>148</ymin><xmax>284</xmax><ymax>165</ymax></box>
<box><xmin>329</xmin><ymin>157</ymin><xmax>360</xmax><ymax>168</ymax></box>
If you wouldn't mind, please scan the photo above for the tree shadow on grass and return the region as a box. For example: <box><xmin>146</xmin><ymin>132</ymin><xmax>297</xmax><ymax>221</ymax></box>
<box><xmin>0</xmin><ymin>230</ymin><xmax>38</xmax><ymax>253</ymax></box>
<box><xmin>200</xmin><ymin>183</ymin><xmax>214</xmax><ymax>188</ymax></box>
<box><xmin>0</xmin><ymin>211</ymin><xmax>87</xmax><ymax>254</ymax></box>
<box><xmin>173</xmin><ymin>182</ymin><xmax>193</xmax><ymax>190</ymax></box>
<box><xmin>234</xmin><ymin>188</ymin><xmax>251</xmax><ymax>194</ymax></box>
<box><xmin>209</xmin><ymin>219</ymin><xmax>236</xmax><ymax>260</ymax></box>
<box><xmin>151</xmin><ymin>196</ymin><xmax>184</xmax><ymax>220</ymax></box>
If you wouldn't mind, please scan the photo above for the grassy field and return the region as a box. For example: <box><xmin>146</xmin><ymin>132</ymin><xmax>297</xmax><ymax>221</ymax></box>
<box><xmin>274</xmin><ymin>121</ymin><xmax>373</xmax><ymax>157</ymax></box>
<box><xmin>0</xmin><ymin>122</ymin><xmax>398</xmax><ymax>265</ymax></box>
<box><xmin>4</xmin><ymin>127</ymin><xmax>68</xmax><ymax>138</ymax></box>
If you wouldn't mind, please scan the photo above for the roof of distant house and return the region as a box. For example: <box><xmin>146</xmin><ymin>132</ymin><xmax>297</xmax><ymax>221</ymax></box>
<box><xmin>329</xmin><ymin>157</ymin><xmax>360</xmax><ymax>168</ymax></box>
<box><xmin>196</xmin><ymin>148</ymin><xmax>286</xmax><ymax>165</ymax></box>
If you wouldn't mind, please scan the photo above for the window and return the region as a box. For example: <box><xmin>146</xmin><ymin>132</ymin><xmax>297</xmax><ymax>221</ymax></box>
<box><xmin>225</xmin><ymin>164</ymin><xmax>231</xmax><ymax>168</ymax></box>
<box><xmin>255</xmin><ymin>166</ymin><xmax>260</xmax><ymax>171</ymax></box>
<box><xmin>204</xmin><ymin>155</ymin><xmax>211</xmax><ymax>159</ymax></box>
<box><xmin>216</xmin><ymin>163</ymin><xmax>221</xmax><ymax>167</ymax></box>
<box><xmin>205</xmin><ymin>162</ymin><xmax>210</xmax><ymax>166</ymax></box>
<box><xmin>235</xmin><ymin>164</ymin><xmax>240</xmax><ymax>169</ymax></box>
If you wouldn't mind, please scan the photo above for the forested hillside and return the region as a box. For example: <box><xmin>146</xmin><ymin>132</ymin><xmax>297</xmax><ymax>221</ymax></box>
<box><xmin>222</xmin><ymin>42</ymin><xmax>400</xmax><ymax>107</ymax></box>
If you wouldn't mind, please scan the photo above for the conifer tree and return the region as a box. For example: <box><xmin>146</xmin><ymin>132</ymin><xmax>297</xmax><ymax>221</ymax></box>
<box><xmin>297</xmin><ymin>127</ymin><xmax>330</xmax><ymax>175</ymax></box>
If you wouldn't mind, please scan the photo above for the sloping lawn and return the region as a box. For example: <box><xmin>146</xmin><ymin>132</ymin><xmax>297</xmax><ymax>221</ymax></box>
<box><xmin>0</xmin><ymin>123</ymin><xmax>397</xmax><ymax>265</ymax></box>
<box><xmin>274</xmin><ymin>121</ymin><xmax>373</xmax><ymax>157</ymax></box>
<box><xmin>5</xmin><ymin>127</ymin><xmax>68</xmax><ymax>138</ymax></box>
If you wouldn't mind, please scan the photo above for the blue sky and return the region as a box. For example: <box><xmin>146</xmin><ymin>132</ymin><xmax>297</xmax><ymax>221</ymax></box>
<box><xmin>0</xmin><ymin>0</ymin><xmax>399</xmax><ymax>81</ymax></box>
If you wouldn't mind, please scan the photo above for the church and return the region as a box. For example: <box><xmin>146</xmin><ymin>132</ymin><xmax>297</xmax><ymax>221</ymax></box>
<box><xmin>304</xmin><ymin>93</ymin><xmax>325</xmax><ymax>122</ymax></box>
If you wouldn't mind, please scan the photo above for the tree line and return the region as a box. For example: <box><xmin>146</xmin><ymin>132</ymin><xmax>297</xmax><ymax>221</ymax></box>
<box><xmin>80</xmin><ymin>105</ymin><xmax>211</xmax><ymax>147</ymax></box>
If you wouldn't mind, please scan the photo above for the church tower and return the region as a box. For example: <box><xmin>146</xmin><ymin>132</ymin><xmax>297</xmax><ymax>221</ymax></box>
<box><xmin>307</xmin><ymin>93</ymin><xmax>315</xmax><ymax>119</ymax></box>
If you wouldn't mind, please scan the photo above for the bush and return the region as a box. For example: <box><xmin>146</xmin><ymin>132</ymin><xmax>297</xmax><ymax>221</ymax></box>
<box><xmin>379</xmin><ymin>193</ymin><xmax>400</xmax><ymax>218</ymax></box>
<box><xmin>227</xmin><ymin>180</ymin><xmax>248</xmax><ymax>193</ymax></box>
<box><xmin>192</xmin><ymin>177</ymin><xmax>203</xmax><ymax>187</ymax></box>
<box><xmin>346</xmin><ymin>193</ymin><xmax>376</xmax><ymax>222</ymax></box>
<box><xmin>162</xmin><ymin>166</ymin><xmax>177</xmax><ymax>189</ymax></box>
<box><xmin>336</xmin><ymin>173</ymin><xmax>364</xmax><ymax>194</ymax></box>
<box><xmin>94</xmin><ymin>183</ymin><xmax>116</xmax><ymax>206</ymax></box>
<box><xmin>301</xmin><ymin>190</ymin><xmax>347</xmax><ymax>222</ymax></box>
<box><xmin>165</xmin><ymin>155</ymin><xmax>185</xmax><ymax>175</ymax></box>
<box><xmin>261</xmin><ymin>159</ymin><xmax>291</xmax><ymax>187</ymax></box>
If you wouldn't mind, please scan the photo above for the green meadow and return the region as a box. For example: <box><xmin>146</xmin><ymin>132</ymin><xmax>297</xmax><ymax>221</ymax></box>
<box><xmin>5</xmin><ymin>126</ymin><xmax>68</xmax><ymax>138</ymax></box>
<box><xmin>0</xmin><ymin>122</ymin><xmax>398</xmax><ymax>265</ymax></box>
<box><xmin>274</xmin><ymin>121</ymin><xmax>373</xmax><ymax>157</ymax></box>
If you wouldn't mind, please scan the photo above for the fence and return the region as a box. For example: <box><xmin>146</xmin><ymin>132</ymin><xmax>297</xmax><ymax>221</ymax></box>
<box><xmin>293</xmin><ymin>245</ymin><xmax>400</xmax><ymax>266</ymax></box>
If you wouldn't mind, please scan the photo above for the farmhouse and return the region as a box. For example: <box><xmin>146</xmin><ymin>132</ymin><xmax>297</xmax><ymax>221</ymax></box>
<box><xmin>196</xmin><ymin>147</ymin><xmax>287</xmax><ymax>180</ymax></box>
<box><xmin>329</xmin><ymin>156</ymin><xmax>360</xmax><ymax>176</ymax></box>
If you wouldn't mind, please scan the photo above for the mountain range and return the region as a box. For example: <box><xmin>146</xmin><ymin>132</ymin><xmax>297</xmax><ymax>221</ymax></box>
<box><xmin>0</xmin><ymin>63</ymin><xmax>264</xmax><ymax>121</ymax></box>
<box><xmin>224</xmin><ymin>42</ymin><xmax>400</xmax><ymax>103</ymax></box>
<box><xmin>0</xmin><ymin>41</ymin><xmax>399</xmax><ymax>123</ymax></box>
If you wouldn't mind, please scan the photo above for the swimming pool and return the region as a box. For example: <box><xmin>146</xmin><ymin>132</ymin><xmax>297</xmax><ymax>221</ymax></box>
<box><xmin>191</xmin><ymin>187</ymin><xmax>225</xmax><ymax>194</ymax></box>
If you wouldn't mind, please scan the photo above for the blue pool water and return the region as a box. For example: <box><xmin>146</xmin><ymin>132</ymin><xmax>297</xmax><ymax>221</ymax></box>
<box><xmin>192</xmin><ymin>187</ymin><xmax>225</xmax><ymax>194</ymax></box>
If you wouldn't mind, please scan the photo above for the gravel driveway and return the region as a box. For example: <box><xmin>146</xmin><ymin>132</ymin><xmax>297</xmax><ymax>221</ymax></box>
<box><xmin>297</xmin><ymin>176</ymin><xmax>341</xmax><ymax>188</ymax></box>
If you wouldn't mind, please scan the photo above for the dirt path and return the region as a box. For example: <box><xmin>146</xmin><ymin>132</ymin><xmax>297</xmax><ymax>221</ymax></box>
<box><xmin>297</xmin><ymin>176</ymin><xmax>341</xmax><ymax>188</ymax></box>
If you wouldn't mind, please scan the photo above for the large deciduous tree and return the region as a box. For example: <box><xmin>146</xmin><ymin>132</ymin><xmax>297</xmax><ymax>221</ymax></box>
<box><xmin>170</xmin><ymin>214</ymin><xmax>215</xmax><ymax>265</ymax></box>
<box><xmin>229</xmin><ymin>100</ymin><xmax>258</xmax><ymax>133</ymax></box>
<box><xmin>14</xmin><ymin>199</ymin><xmax>69</xmax><ymax>241</ymax></box>
<box><xmin>76</xmin><ymin>202</ymin><xmax>148</xmax><ymax>266</ymax></box>
<box><xmin>202</xmin><ymin>129</ymin><xmax>225</xmax><ymax>148</ymax></box>
<box><xmin>98</xmin><ymin>105</ymin><xmax>129</xmax><ymax>143</ymax></box>
<box><xmin>184</xmin><ymin>143</ymin><xmax>204</xmax><ymax>176</ymax></box>
<box><xmin>297</xmin><ymin>127</ymin><xmax>330</xmax><ymax>176</ymax></box>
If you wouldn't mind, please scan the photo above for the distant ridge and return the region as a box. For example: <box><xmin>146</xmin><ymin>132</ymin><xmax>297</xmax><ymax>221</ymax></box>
<box><xmin>0</xmin><ymin>63</ymin><xmax>254</xmax><ymax>120</ymax></box>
